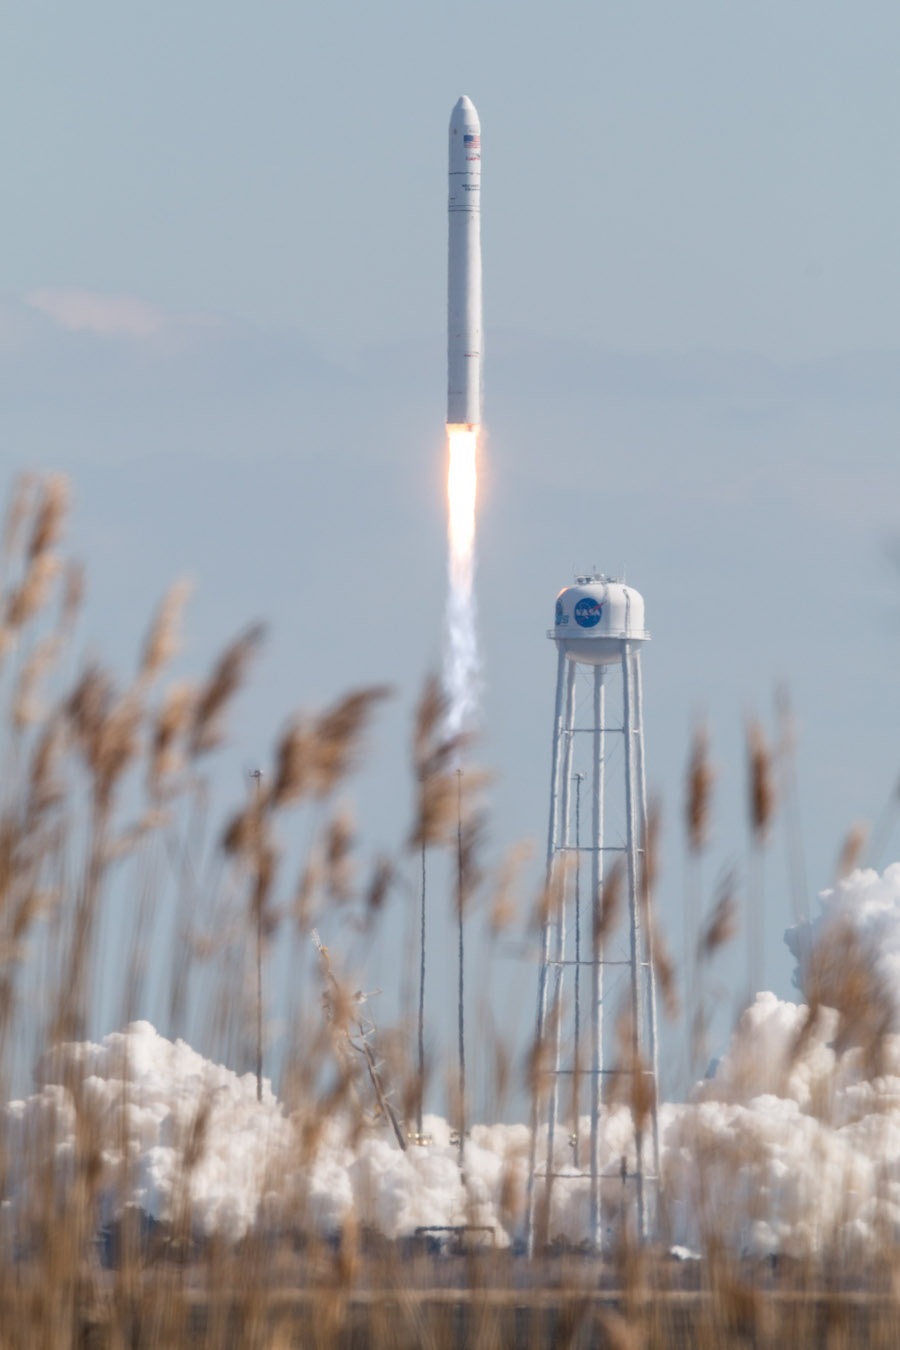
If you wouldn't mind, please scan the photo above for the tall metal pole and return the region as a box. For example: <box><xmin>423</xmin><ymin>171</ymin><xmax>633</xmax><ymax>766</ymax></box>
<box><xmin>589</xmin><ymin>664</ymin><xmax>605</xmax><ymax>1250</ymax></box>
<box><xmin>622</xmin><ymin>645</ymin><xmax>646</xmax><ymax>1240</ymax></box>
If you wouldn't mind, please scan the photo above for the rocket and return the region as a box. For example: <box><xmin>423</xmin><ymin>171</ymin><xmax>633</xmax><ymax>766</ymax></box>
<box><xmin>447</xmin><ymin>95</ymin><xmax>482</xmax><ymax>430</ymax></box>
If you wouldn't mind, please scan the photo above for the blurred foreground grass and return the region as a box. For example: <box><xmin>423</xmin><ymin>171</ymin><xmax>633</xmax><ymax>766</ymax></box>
<box><xmin>0</xmin><ymin>473</ymin><xmax>898</xmax><ymax>1348</ymax></box>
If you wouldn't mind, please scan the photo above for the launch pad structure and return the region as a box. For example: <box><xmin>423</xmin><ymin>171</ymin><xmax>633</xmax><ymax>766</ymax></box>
<box><xmin>526</xmin><ymin>575</ymin><xmax>661</xmax><ymax>1254</ymax></box>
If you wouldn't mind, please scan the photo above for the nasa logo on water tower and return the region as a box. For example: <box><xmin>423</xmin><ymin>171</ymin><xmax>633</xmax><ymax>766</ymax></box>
<box><xmin>574</xmin><ymin>598</ymin><xmax>602</xmax><ymax>628</ymax></box>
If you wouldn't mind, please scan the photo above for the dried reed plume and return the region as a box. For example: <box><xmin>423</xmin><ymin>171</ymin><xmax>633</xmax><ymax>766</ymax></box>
<box><xmin>310</xmin><ymin>686</ymin><xmax>391</xmax><ymax>798</ymax></box>
<box><xmin>489</xmin><ymin>841</ymin><xmax>533</xmax><ymax>935</ymax></box>
<box><xmin>686</xmin><ymin>722</ymin><xmax>714</xmax><ymax>854</ymax></box>
<box><xmin>363</xmin><ymin>855</ymin><xmax>393</xmax><ymax>922</ymax></box>
<box><xmin>801</xmin><ymin>920</ymin><xmax>895</xmax><ymax>1077</ymax></box>
<box><xmin>1</xmin><ymin>473</ymin><xmax>35</xmax><ymax>565</ymax></box>
<box><xmin>684</xmin><ymin>723</ymin><xmax>713</xmax><ymax>1070</ymax></box>
<box><xmin>608</xmin><ymin>1004</ymin><xmax>653</xmax><ymax>1135</ymax></box>
<box><xmin>745</xmin><ymin>715</ymin><xmax>776</xmax><ymax>1002</ymax></box>
<box><xmin>639</xmin><ymin>804</ymin><xmax>678</xmax><ymax>1019</ymax></box>
<box><xmin>13</xmin><ymin>636</ymin><xmax>60</xmax><ymax>729</ymax></box>
<box><xmin>27</xmin><ymin>473</ymin><xmax>68</xmax><ymax>561</ymax></box>
<box><xmin>835</xmin><ymin>821</ymin><xmax>868</xmax><ymax>882</ymax></box>
<box><xmin>139</xmin><ymin>578</ymin><xmax>192</xmax><ymax>683</ymax></box>
<box><xmin>149</xmin><ymin>680</ymin><xmax>195</xmax><ymax>794</ymax></box>
<box><xmin>189</xmin><ymin>623</ymin><xmax>265</xmax><ymax>755</ymax></box>
<box><xmin>409</xmin><ymin>674</ymin><xmax>467</xmax><ymax>848</ymax></box>
<box><xmin>324</xmin><ymin>805</ymin><xmax>355</xmax><ymax>904</ymax></box>
<box><xmin>456</xmin><ymin>802</ymin><xmax>487</xmax><ymax>917</ymax></box>
<box><xmin>698</xmin><ymin>873</ymin><xmax>738</xmax><ymax>960</ymax></box>
<box><xmin>746</xmin><ymin>717</ymin><xmax>776</xmax><ymax>841</ymax></box>
<box><xmin>0</xmin><ymin>472</ymin><xmax>897</xmax><ymax>1346</ymax></box>
<box><xmin>593</xmin><ymin>857</ymin><xmax>624</xmax><ymax>949</ymax></box>
<box><xmin>271</xmin><ymin>717</ymin><xmax>313</xmax><ymax>806</ymax></box>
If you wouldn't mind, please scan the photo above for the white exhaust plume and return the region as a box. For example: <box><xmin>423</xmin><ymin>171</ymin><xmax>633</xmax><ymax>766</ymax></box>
<box><xmin>444</xmin><ymin>426</ymin><xmax>479</xmax><ymax>737</ymax></box>
<box><xmin>7</xmin><ymin>866</ymin><xmax>900</xmax><ymax>1253</ymax></box>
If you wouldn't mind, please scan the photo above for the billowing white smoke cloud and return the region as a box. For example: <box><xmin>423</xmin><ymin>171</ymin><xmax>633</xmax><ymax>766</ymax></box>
<box><xmin>7</xmin><ymin>866</ymin><xmax>900</xmax><ymax>1255</ymax></box>
<box><xmin>786</xmin><ymin>861</ymin><xmax>900</xmax><ymax>1005</ymax></box>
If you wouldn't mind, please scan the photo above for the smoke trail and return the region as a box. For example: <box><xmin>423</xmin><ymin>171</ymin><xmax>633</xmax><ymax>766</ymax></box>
<box><xmin>444</xmin><ymin>426</ymin><xmax>479</xmax><ymax>738</ymax></box>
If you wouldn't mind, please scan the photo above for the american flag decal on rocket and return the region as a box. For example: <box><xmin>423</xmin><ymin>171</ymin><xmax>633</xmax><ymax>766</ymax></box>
<box><xmin>464</xmin><ymin>133</ymin><xmax>480</xmax><ymax>148</ymax></box>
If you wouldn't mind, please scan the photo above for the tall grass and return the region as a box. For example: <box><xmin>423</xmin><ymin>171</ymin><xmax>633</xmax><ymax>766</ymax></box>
<box><xmin>0</xmin><ymin>473</ymin><xmax>897</xmax><ymax>1347</ymax></box>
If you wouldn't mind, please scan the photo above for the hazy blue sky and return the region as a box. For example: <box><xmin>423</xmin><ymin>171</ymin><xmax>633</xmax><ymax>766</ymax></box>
<box><xmin>3</xmin><ymin>2</ymin><xmax>900</xmax><ymax>1109</ymax></box>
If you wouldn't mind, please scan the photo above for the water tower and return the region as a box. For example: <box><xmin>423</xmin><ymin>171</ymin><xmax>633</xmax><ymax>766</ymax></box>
<box><xmin>525</xmin><ymin>573</ymin><xmax>661</xmax><ymax>1253</ymax></box>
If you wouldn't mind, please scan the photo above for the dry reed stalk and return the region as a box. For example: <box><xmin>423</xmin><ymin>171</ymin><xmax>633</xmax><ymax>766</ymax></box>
<box><xmin>697</xmin><ymin>873</ymin><xmax>738</xmax><ymax>961</ymax></box>
<box><xmin>293</xmin><ymin>850</ymin><xmax>322</xmax><ymax>933</ymax></box>
<box><xmin>324</xmin><ymin>805</ymin><xmax>356</xmax><ymax>905</ymax></box>
<box><xmin>456</xmin><ymin>805</ymin><xmax>487</xmax><ymax>919</ymax></box>
<box><xmin>801</xmin><ymin>919</ymin><xmax>894</xmax><ymax>1077</ymax></box>
<box><xmin>26</xmin><ymin>474</ymin><xmax>68</xmax><ymax>562</ymax></box>
<box><xmin>745</xmin><ymin>716</ymin><xmax>776</xmax><ymax>1005</ymax></box>
<box><xmin>309</xmin><ymin>686</ymin><xmax>392</xmax><ymax>798</ymax></box>
<box><xmin>746</xmin><ymin>718</ymin><xmax>776</xmax><ymax>841</ymax></box>
<box><xmin>149</xmin><ymin>679</ymin><xmax>195</xmax><ymax>795</ymax></box>
<box><xmin>364</xmin><ymin>854</ymin><xmax>393</xmax><ymax>924</ymax></box>
<box><xmin>489</xmin><ymin>840</ymin><xmax>532</xmax><ymax>936</ymax></box>
<box><xmin>271</xmin><ymin>716</ymin><xmax>314</xmax><ymax>806</ymax></box>
<box><xmin>684</xmin><ymin>722</ymin><xmax>715</xmax><ymax>1075</ymax></box>
<box><xmin>607</xmin><ymin>1004</ymin><xmax>654</xmax><ymax>1138</ymax></box>
<box><xmin>139</xmin><ymin>578</ymin><xmax>192</xmax><ymax>683</ymax></box>
<box><xmin>89</xmin><ymin>690</ymin><xmax>143</xmax><ymax>811</ymax></box>
<box><xmin>190</xmin><ymin>623</ymin><xmax>265</xmax><ymax>755</ymax></box>
<box><xmin>639</xmin><ymin>804</ymin><xmax>678</xmax><ymax>1019</ymax></box>
<box><xmin>409</xmin><ymin>674</ymin><xmax>468</xmax><ymax>848</ymax></box>
<box><xmin>525</xmin><ymin>1023</ymin><xmax>552</xmax><ymax>1115</ymax></box>
<box><xmin>3</xmin><ymin>475</ymin><xmax>900</xmax><ymax>1345</ymax></box>
<box><xmin>5</xmin><ymin>550</ymin><xmax>61</xmax><ymax>631</ymax></box>
<box><xmin>593</xmin><ymin>857</ymin><xmax>624</xmax><ymax>948</ymax></box>
<box><xmin>686</xmin><ymin>723</ymin><xmax>713</xmax><ymax>856</ymax></box>
<box><xmin>835</xmin><ymin>821</ymin><xmax>868</xmax><ymax>882</ymax></box>
<box><xmin>1</xmin><ymin>474</ymin><xmax>36</xmax><ymax>565</ymax></box>
<box><xmin>57</xmin><ymin>558</ymin><xmax>84</xmax><ymax>635</ymax></box>
<box><xmin>12</xmin><ymin>635</ymin><xmax>60</xmax><ymax>729</ymax></box>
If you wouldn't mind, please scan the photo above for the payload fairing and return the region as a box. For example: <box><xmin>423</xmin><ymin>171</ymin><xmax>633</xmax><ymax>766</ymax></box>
<box><xmin>447</xmin><ymin>95</ymin><xmax>482</xmax><ymax>430</ymax></box>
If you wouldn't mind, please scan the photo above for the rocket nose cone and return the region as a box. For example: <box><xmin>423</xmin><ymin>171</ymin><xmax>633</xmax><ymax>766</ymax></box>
<box><xmin>450</xmin><ymin>94</ymin><xmax>480</xmax><ymax>130</ymax></box>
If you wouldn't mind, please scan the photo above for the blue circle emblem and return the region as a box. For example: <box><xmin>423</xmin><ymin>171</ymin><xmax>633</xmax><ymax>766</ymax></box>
<box><xmin>574</xmin><ymin>598</ymin><xmax>602</xmax><ymax>628</ymax></box>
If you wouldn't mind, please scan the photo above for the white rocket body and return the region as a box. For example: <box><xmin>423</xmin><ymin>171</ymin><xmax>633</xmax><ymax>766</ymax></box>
<box><xmin>447</xmin><ymin>95</ymin><xmax>482</xmax><ymax>430</ymax></box>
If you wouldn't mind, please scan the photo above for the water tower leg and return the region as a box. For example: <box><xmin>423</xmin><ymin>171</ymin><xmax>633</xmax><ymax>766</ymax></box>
<box><xmin>632</xmin><ymin>651</ymin><xmax>661</xmax><ymax>1216</ymax></box>
<box><xmin>589</xmin><ymin>663</ymin><xmax>606</xmax><ymax>1252</ymax></box>
<box><xmin>526</xmin><ymin>645</ymin><xmax>567</xmax><ymax>1255</ymax></box>
<box><xmin>546</xmin><ymin>659</ymin><xmax>577</xmax><ymax>1190</ymax></box>
<box><xmin>622</xmin><ymin>644</ymin><xmax>646</xmax><ymax>1242</ymax></box>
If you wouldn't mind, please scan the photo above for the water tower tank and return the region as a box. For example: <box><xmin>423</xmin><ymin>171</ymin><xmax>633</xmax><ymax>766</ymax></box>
<box><xmin>549</xmin><ymin>575</ymin><xmax>649</xmax><ymax>665</ymax></box>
